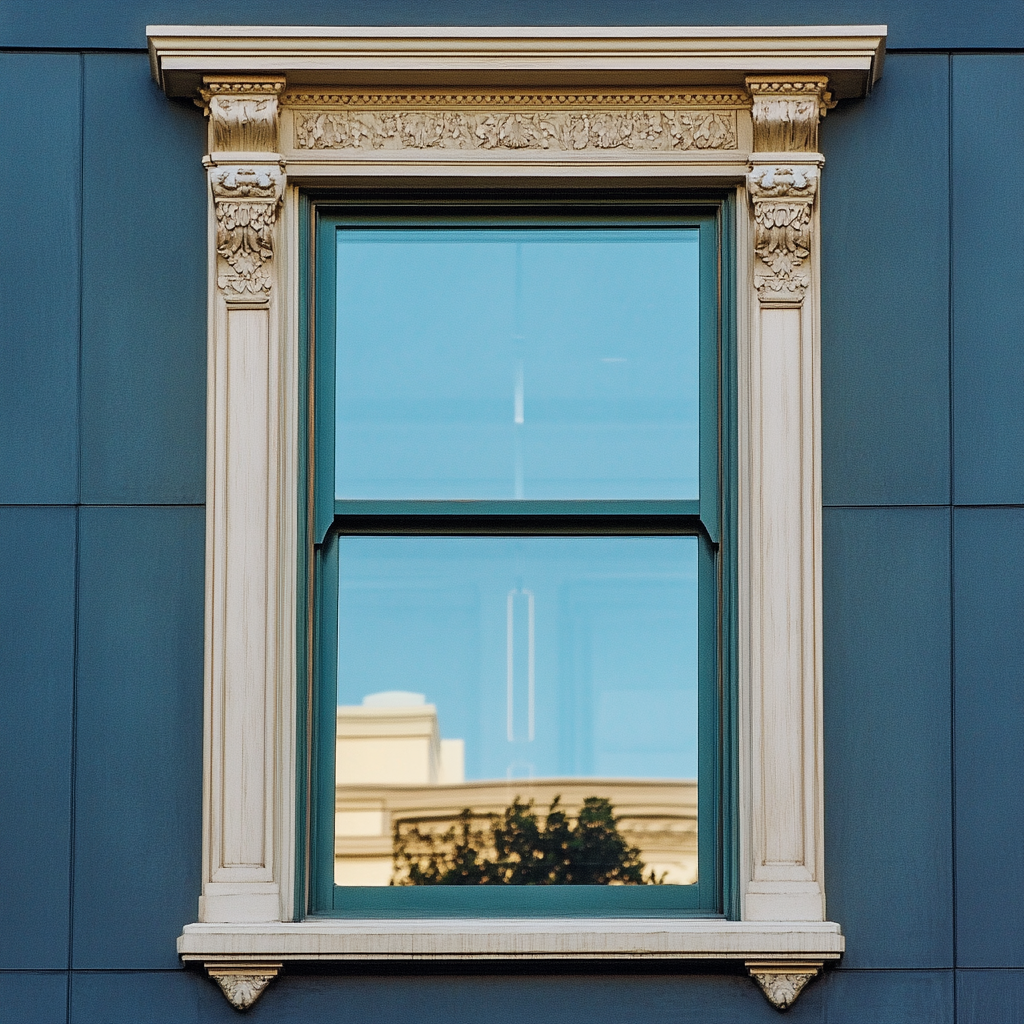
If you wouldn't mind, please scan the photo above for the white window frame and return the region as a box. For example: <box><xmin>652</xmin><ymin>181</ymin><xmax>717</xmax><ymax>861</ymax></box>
<box><xmin>146</xmin><ymin>25</ymin><xmax>886</xmax><ymax>1012</ymax></box>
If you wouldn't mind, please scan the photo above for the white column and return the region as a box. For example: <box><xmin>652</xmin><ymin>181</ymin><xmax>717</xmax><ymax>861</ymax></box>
<box><xmin>198</xmin><ymin>78</ymin><xmax>295</xmax><ymax>924</ymax></box>
<box><xmin>741</xmin><ymin>77</ymin><xmax>829</xmax><ymax>922</ymax></box>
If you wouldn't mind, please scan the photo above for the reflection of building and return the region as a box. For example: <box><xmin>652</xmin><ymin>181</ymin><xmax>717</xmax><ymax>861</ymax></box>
<box><xmin>336</xmin><ymin>693</ymin><xmax>697</xmax><ymax>886</ymax></box>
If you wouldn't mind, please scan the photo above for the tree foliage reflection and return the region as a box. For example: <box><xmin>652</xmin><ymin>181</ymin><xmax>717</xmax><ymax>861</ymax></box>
<box><xmin>391</xmin><ymin>796</ymin><xmax>666</xmax><ymax>885</ymax></box>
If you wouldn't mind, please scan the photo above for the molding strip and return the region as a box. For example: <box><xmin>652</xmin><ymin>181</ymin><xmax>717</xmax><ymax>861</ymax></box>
<box><xmin>148</xmin><ymin>25</ymin><xmax>886</xmax><ymax>100</ymax></box>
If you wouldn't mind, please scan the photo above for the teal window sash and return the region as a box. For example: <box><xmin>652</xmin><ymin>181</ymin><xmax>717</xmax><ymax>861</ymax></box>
<box><xmin>299</xmin><ymin>197</ymin><xmax>736</xmax><ymax>919</ymax></box>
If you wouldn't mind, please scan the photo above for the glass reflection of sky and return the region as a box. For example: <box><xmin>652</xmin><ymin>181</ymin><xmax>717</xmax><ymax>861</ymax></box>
<box><xmin>337</xmin><ymin>537</ymin><xmax>698</xmax><ymax>781</ymax></box>
<box><xmin>335</xmin><ymin>227</ymin><xmax>700</xmax><ymax>500</ymax></box>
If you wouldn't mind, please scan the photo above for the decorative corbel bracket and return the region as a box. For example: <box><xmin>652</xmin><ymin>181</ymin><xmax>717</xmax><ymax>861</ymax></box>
<box><xmin>746</xmin><ymin>76</ymin><xmax>829</xmax><ymax>306</ymax></box>
<box><xmin>747</xmin><ymin>163</ymin><xmax>819</xmax><ymax>304</ymax></box>
<box><xmin>210</xmin><ymin>164</ymin><xmax>285</xmax><ymax>298</ymax></box>
<box><xmin>747</xmin><ymin>76</ymin><xmax>833</xmax><ymax>153</ymax></box>
<box><xmin>746</xmin><ymin>961</ymin><xmax>823</xmax><ymax>1011</ymax></box>
<box><xmin>200</xmin><ymin>77</ymin><xmax>286</xmax><ymax>302</ymax></box>
<box><xmin>205</xmin><ymin>961</ymin><xmax>283</xmax><ymax>1011</ymax></box>
<box><xmin>199</xmin><ymin>76</ymin><xmax>286</xmax><ymax>157</ymax></box>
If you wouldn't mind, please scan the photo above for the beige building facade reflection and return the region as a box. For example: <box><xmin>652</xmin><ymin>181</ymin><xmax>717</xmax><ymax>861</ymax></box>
<box><xmin>336</xmin><ymin>693</ymin><xmax>697</xmax><ymax>886</ymax></box>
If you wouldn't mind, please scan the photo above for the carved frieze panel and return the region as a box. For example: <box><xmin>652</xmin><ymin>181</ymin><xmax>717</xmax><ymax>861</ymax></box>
<box><xmin>210</xmin><ymin>165</ymin><xmax>285</xmax><ymax>298</ymax></box>
<box><xmin>285</xmin><ymin>91</ymin><xmax>742</xmax><ymax>153</ymax></box>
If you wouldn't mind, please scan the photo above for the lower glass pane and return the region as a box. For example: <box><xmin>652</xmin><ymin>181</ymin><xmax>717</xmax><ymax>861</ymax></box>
<box><xmin>335</xmin><ymin>535</ymin><xmax>699</xmax><ymax>886</ymax></box>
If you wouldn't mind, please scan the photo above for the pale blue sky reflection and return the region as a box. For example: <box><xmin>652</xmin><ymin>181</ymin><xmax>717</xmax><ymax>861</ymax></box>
<box><xmin>337</xmin><ymin>536</ymin><xmax>699</xmax><ymax>782</ymax></box>
<box><xmin>335</xmin><ymin>227</ymin><xmax>700</xmax><ymax>500</ymax></box>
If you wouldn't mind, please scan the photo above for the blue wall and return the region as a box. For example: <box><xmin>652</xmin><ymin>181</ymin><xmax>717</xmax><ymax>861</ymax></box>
<box><xmin>1</xmin><ymin>5</ymin><xmax>1022</xmax><ymax>1021</ymax></box>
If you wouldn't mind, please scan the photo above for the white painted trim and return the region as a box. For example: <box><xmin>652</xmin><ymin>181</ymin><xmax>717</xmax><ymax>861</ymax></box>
<box><xmin>179</xmin><ymin>919</ymin><xmax>843</xmax><ymax>961</ymax></box>
<box><xmin>275</xmin><ymin>183</ymin><xmax>301</xmax><ymax>923</ymax></box>
<box><xmin>734</xmin><ymin>182</ymin><xmax>753</xmax><ymax>920</ymax></box>
<box><xmin>148</xmin><ymin>25</ymin><xmax>885</xmax><ymax>100</ymax></box>
<box><xmin>741</xmin><ymin>155</ymin><xmax>827</xmax><ymax>922</ymax></box>
<box><xmin>154</xmin><ymin>24</ymin><xmax>887</xmax><ymax>969</ymax></box>
<box><xmin>278</xmin><ymin>157</ymin><xmax>758</xmax><ymax>180</ymax></box>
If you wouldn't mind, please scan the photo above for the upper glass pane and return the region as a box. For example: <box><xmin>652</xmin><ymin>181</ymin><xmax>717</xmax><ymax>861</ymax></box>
<box><xmin>335</xmin><ymin>226</ymin><xmax>700</xmax><ymax>500</ymax></box>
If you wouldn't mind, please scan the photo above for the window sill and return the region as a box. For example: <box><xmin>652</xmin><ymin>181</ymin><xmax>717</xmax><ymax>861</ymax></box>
<box><xmin>178</xmin><ymin>917</ymin><xmax>843</xmax><ymax>961</ymax></box>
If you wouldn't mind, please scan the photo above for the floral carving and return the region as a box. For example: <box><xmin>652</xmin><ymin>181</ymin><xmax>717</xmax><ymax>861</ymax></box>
<box><xmin>747</xmin><ymin>165</ymin><xmax>819</xmax><ymax>303</ymax></box>
<box><xmin>747</xmin><ymin>964</ymin><xmax>821</xmax><ymax>1011</ymax></box>
<box><xmin>294</xmin><ymin>108</ymin><xmax>736</xmax><ymax>153</ymax></box>
<box><xmin>206</xmin><ymin>963</ymin><xmax>281</xmax><ymax>1011</ymax></box>
<box><xmin>211</xmin><ymin>166</ymin><xmax>285</xmax><ymax>298</ymax></box>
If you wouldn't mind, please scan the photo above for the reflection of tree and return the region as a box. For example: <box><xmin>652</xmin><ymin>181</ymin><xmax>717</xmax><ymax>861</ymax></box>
<box><xmin>391</xmin><ymin>796</ymin><xmax>665</xmax><ymax>885</ymax></box>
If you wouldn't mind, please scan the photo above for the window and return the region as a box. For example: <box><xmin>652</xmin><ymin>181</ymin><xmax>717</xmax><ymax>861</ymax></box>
<box><xmin>305</xmin><ymin>201</ymin><xmax>734</xmax><ymax>917</ymax></box>
<box><xmin>148</xmin><ymin>23</ymin><xmax>886</xmax><ymax>1011</ymax></box>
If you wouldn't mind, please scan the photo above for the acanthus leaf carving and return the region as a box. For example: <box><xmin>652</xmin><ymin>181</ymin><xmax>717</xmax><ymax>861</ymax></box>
<box><xmin>201</xmin><ymin>78</ymin><xmax>285</xmax><ymax>154</ymax></box>
<box><xmin>211</xmin><ymin>166</ymin><xmax>285</xmax><ymax>298</ymax></box>
<box><xmin>747</xmin><ymin>164</ymin><xmax>819</xmax><ymax>304</ymax></box>
<box><xmin>205</xmin><ymin>962</ymin><xmax>282</xmax><ymax>1011</ymax></box>
<box><xmin>746</xmin><ymin>76</ymin><xmax>832</xmax><ymax>154</ymax></box>
<box><xmin>293</xmin><ymin>107</ymin><xmax>737</xmax><ymax>153</ymax></box>
<box><xmin>746</xmin><ymin>962</ymin><xmax>822</xmax><ymax>1011</ymax></box>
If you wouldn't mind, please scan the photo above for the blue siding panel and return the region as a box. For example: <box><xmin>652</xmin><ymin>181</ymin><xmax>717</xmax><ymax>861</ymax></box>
<box><xmin>0</xmin><ymin>508</ymin><xmax>75</xmax><ymax>969</ymax></box>
<box><xmin>0</xmin><ymin>53</ymin><xmax>80</xmax><ymax>505</ymax></box>
<box><xmin>72</xmin><ymin>506</ymin><xmax>204</xmax><ymax>970</ymax></box>
<box><xmin>1</xmin><ymin>0</ymin><xmax>1023</xmax><ymax>51</ymax></box>
<box><xmin>73</xmin><ymin>970</ymin><xmax>822</xmax><ymax>1024</ymax></box>
<box><xmin>954</xmin><ymin>507</ymin><xmax>1024</xmax><ymax>967</ymax></box>
<box><xmin>825</xmin><ymin>971</ymin><xmax>953</xmax><ymax>1024</ymax></box>
<box><xmin>952</xmin><ymin>55</ymin><xmax>1024</xmax><ymax>504</ymax></box>
<box><xmin>822</xmin><ymin>507</ymin><xmax>952</xmax><ymax>969</ymax></box>
<box><xmin>80</xmin><ymin>53</ymin><xmax>206</xmax><ymax>505</ymax></box>
<box><xmin>0</xmin><ymin>972</ymin><xmax>68</xmax><ymax>1024</ymax></box>
<box><xmin>957</xmin><ymin>970</ymin><xmax>1024</xmax><ymax>1024</ymax></box>
<box><xmin>820</xmin><ymin>55</ymin><xmax>950</xmax><ymax>507</ymax></box>
<box><xmin>71</xmin><ymin>971</ymin><xmax>237</xmax><ymax>1024</ymax></box>
<box><xmin>269</xmin><ymin>972</ymin><xmax>823</xmax><ymax>1024</ymax></box>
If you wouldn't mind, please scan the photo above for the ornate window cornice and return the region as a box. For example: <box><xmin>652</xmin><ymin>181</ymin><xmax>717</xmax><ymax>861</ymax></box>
<box><xmin>147</xmin><ymin>24</ymin><xmax>886</xmax><ymax>1012</ymax></box>
<box><xmin>149</xmin><ymin>25</ymin><xmax>884</xmax><ymax>99</ymax></box>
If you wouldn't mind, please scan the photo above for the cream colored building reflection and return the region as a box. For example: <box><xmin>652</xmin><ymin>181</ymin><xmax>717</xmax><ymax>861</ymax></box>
<box><xmin>336</xmin><ymin>692</ymin><xmax>697</xmax><ymax>886</ymax></box>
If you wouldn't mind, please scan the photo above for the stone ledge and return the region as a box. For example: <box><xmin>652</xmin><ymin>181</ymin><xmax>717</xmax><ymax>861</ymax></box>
<box><xmin>180</xmin><ymin>918</ymin><xmax>844</xmax><ymax>961</ymax></box>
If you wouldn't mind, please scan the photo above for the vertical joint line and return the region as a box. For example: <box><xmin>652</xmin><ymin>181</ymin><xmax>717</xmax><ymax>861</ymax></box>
<box><xmin>68</xmin><ymin>52</ymin><xmax>86</xmax><ymax>1018</ymax></box>
<box><xmin>947</xmin><ymin>52</ymin><xmax>958</xmax><ymax>990</ymax></box>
